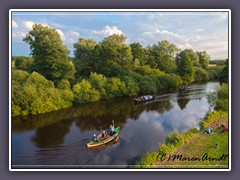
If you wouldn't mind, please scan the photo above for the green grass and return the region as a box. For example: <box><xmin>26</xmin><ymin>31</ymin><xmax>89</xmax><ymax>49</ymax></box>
<box><xmin>134</xmin><ymin>110</ymin><xmax>229</xmax><ymax>169</ymax></box>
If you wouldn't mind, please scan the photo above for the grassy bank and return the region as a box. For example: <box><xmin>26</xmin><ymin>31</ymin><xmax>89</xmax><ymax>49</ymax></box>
<box><xmin>135</xmin><ymin>110</ymin><xmax>229</xmax><ymax>168</ymax></box>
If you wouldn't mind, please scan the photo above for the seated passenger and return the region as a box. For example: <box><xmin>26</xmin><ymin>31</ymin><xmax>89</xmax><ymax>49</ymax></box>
<box><xmin>93</xmin><ymin>134</ymin><xmax>98</xmax><ymax>142</ymax></box>
<box><xmin>204</xmin><ymin>127</ymin><xmax>214</xmax><ymax>135</ymax></box>
<box><xmin>102</xmin><ymin>131</ymin><xmax>106</xmax><ymax>138</ymax></box>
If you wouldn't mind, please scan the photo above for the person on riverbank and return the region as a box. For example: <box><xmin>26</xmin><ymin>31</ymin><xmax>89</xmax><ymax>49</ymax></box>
<box><xmin>204</xmin><ymin>127</ymin><xmax>214</xmax><ymax>135</ymax></box>
<box><xmin>220</xmin><ymin>125</ymin><xmax>228</xmax><ymax>133</ymax></box>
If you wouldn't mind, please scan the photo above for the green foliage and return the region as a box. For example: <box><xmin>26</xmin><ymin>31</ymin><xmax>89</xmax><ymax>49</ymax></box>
<box><xmin>130</xmin><ymin>42</ymin><xmax>146</xmax><ymax>66</ymax></box>
<box><xmin>207</xmin><ymin>83</ymin><xmax>228</xmax><ymax>111</ymax></box>
<box><xmin>23</xmin><ymin>24</ymin><xmax>76</xmax><ymax>83</ymax></box>
<box><xmin>12</xmin><ymin>70</ymin><xmax>74</xmax><ymax>116</ymax></box>
<box><xmin>14</xmin><ymin>56</ymin><xmax>34</xmax><ymax>71</ymax></box>
<box><xmin>149</xmin><ymin>40</ymin><xmax>178</xmax><ymax>73</ymax></box>
<box><xmin>206</xmin><ymin>66</ymin><xmax>224</xmax><ymax>80</ymax></box>
<box><xmin>219</xmin><ymin>59</ymin><xmax>228</xmax><ymax>84</ymax></box>
<box><xmin>215</xmin><ymin>83</ymin><xmax>228</xmax><ymax>111</ymax></box>
<box><xmin>200</xmin><ymin>110</ymin><xmax>228</xmax><ymax>130</ymax></box>
<box><xmin>12</xmin><ymin>70</ymin><xmax>29</xmax><ymax>84</ymax></box>
<box><xmin>156</xmin><ymin>74</ymin><xmax>181</xmax><ymax>90</ymax></box>
<box><xmin>197</xmin><ymin>51</ymin><xmax>210</xmax><ymax>69</ymax></box>
<box><xmin>135</xmin><ymin>151</ymin><xmax>159</xmax><ymax>168</ymax></box>
<box><xmin>57</xmin><ymin>79</ymin><xmax>71</xmax><ymax>90</ymax></box>
<box><xmin>105</xmin><ymin>77</ymin><xmax>127</xmax><ymax>98</ymax></box>
<box><xmin>135</xmin><ymin>65</ymin><xmax>164</xmax><ymax>76</ymax></box>
<box><xmin>99</xmin><ymin>34</ymin><xmax>134</xmax><ymax>72</ymax></box>
<box><xmin>178</xmin><ymin>49</ymin><xmax>199</xmax><ymax>66</ymax></box>
<box><xmin>73</xmin><ymin>38</ymin><xmax>98</xmax><ymax>77</ymax></box>
<box><xmin>165</xmin><ymin>130</ymin><xmax>180</xmax><ymax>146</ymax></box>
<box><xmin>194</xmin><ymin>67</ymin><xmax>209</xmax><ymax>82</ymax></box>
<box><xmin>73</xmin><ymin>79</ymin><xmax>100</xmax><ymax>103</ymax></box>
<box><xmin>139</xmin><ymin>76</ymin><xmax>158</xmax><ymax>94</ymax></box>
<box><xmin>122</xmin><ymin>76</ymin><xmax>140</xmax><ymax>96</ymax></box>
<box><xmin>176</xmin><ymin>52</ymin><xmax>195</xmax><ymax>84</ymax></box>
<box><xmin>209</xmin><ymin>59</ymin><xmax>227</xmax><ymax>66</ymax></box>
<box><xmin>89</xmin><ymin>72</ymin><xmax>107</xmax><ymax>97</ymax></box>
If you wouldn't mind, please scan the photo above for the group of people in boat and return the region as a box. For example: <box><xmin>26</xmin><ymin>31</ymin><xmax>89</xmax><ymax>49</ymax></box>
<box><xmin>179</xmin><ymin>85</ymin><xmax>189</xmax><ymax>91</ymax></box>
<box><xmin>92</xmin><ymin>123</ymin><xmax>115</xmax><ymax>142</ymax></box>
<box><xmin>136</xmin><ymin>95</ymin><xmax>155</xmax><ymax>102</ymax></box>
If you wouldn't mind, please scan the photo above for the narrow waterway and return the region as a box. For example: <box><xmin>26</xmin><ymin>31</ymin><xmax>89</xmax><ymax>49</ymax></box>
<box><xmin>11</xmin><ymin>82</ymin><xmax>218</xmax><ymax>168</ymax></box>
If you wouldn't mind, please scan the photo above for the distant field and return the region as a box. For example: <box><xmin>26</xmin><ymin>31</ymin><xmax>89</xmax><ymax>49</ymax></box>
<box><xmin>208</xmin><ymin>64</ymin><xmax>217</xmax><ymax>67</ymax></box>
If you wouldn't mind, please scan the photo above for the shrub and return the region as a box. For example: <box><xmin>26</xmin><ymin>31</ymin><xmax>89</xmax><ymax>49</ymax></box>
<box><xmin>194</xmin><ymin>67</ymin><xmax>209</xmax><ymax>82</ymax></box>
<box><xmin>165</xmin><ymin>130</ymin><xmax>180</xmax><ymax>146</ymax></box>
<box><xmin>73</xmin><ymin>79</ymin><xmax>101</xmax><ymax>103</ymax></box>
<box><xmin>138</xmin><ymin>76</ymin><xmax>158</xmax><ymax>94</ymax></box>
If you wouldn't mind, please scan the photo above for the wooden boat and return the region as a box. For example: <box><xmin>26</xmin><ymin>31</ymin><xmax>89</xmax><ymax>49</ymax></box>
<box><xmin>87</xmin><ymin>127</ymin><xmax>120</xmax><ymax>148</ymax></box>
<box><xmin>179</xmin><ymin>85</ymin><xmax>189</xmax><ymax>91</ymax></box>
<box><xmin>134</xmin><ymin>95</ymin><xmax>156</xmax><ymax>102</ymax></box>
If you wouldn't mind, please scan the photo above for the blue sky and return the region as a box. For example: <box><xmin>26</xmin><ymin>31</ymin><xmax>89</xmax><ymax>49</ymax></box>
<box><xmin>11</xmin><ymin>10</ymin><xmax>229</xmax><ymax>59</ymax></box>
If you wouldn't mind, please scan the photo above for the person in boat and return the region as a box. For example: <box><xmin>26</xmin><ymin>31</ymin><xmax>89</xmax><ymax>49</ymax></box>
<box><xmin>93</xmin><ymin>134</ymin><xmax>98</xmax><ymax>142</ymax></box>
<box><xmin>102</xmin><ymin>131</ymin><xmax>106</xmax><ymax>138</ymax></box>
<box><xmin>109</xmin><ymin>125</ymin><xmax>115</xmax><ymax>136</ymax></box>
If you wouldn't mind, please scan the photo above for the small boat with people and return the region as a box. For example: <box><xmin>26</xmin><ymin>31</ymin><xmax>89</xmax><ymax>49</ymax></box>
<box><xmin>87</xmin><ymin>121</ymin><xmax>120</xmax><ymax>148</ymax></box>
<box><xmin>179</xmin><ymin>85</ymin><xmax>189</xmax><ymax>92</ymax></box>
<box><xmin>134</xmin><ymin>95</ymin><xmax>156</xmax><ymax>102</ymax></box>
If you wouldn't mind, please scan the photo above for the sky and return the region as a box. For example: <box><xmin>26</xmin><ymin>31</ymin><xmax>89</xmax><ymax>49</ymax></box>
<box><xmin>11</xmin><ymin>10</ymin><xmax>229</xmax><ymax>60</ymax></box>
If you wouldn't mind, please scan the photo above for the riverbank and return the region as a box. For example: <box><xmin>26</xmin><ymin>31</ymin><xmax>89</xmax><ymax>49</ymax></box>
<box><xmin>135</xmin><ymin>110</ymin><xmax>229</xmax><ymax>168</ymax></box>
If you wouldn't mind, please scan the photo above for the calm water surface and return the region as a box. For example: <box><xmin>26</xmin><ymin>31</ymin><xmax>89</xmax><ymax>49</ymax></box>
<box><xmin>12</xmin><ymin>82</ymin><xmax>218</xmax><ymax>168</ymax></box>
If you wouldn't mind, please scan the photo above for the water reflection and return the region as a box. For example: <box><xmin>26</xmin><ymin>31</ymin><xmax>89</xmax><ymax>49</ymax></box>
<box><xmin>31</xmin><ymin>118</ymin><xmax>74</xmax><ymax>148</ymax></box>
<box><xmin>12</xmin><ymin>82</ymin><xmax>219</xmax><ymax>167</ymax></box>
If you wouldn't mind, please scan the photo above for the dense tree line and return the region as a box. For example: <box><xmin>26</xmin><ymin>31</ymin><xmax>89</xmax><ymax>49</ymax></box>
<box><xmin>12</xmin><ymin>24</ymin><xmax>228</xmax><ymax>116</ymax></box>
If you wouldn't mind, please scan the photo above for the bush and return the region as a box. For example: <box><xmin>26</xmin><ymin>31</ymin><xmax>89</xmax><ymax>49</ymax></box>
<box><xmin>194</xmin><ymin>67</ymin><xmax>209</xmax><ymax>82</ymax></box>
<box><xmin>122</xmin><ymin>76</ymin><xmax>140</xmax><ymax>96</ymax></box>
<box><xmin>73</xmin><ymin>79</ymin><xmax>101</xmax><ymax>103</ymax></box>
<box><xmin>165</xmin><ymin>130</ymin><xmax>180</xmax><ymax>146</ymax></box>
<box><xmin>200</xmin><ymin>110</ymin><xmax>228</xmax><ymax>130</ymax></box>
<box><xmin>14</xmin><ymin>56</ymin><xmax>34</xmax><ymax>71</ymax></box>
<box><xmin>135</xmin><ymin>151</ymin><xmax>159</xmax><ymax>168</ymax></box>
<box><xmin>207</xmin><ymin>83</ymin><xmax>228</xmax><ymax>111</ymax></box>
<box><xmin>135</xmin><ymin>65</ymin><xmax>164</xmax><ymax>76</ymax></box>
<box><xmin>12</xmin><ymin>70</ymin><xmax>74</xmax><ymax>116</ymax></box>
<box><xmin>156</xmin><ymin>74</ymin><xmax>180</xmax><ymax>90</ymax></box>
<box><xmin>207</xmin><ymin>66</ymin><xmax>224</xmax><ymax>80</ymax></box>
<box><xmin>138</xmin><ymin>76</ymin><xmax>158</xmax><ymax>94</ymax></box>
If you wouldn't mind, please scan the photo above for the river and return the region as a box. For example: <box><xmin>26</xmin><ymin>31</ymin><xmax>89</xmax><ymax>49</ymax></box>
<box><xmin>11</xmin><ymin>81</ymin><xmax>218</xmax><ymax>169</ymax></box>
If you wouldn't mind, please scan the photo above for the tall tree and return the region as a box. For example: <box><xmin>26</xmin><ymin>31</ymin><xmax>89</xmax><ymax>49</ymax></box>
<box><xmin>73</xmin><ymin>38</ymin><xmax>98</xmax><ymax>77</ymax></box>
<box><xmin>176</xmin><ymin>53</ymin><xmax>195</xmax><ymax>84</ymax></box>
<box><xmin>98</xmin><ymin>34</ymin><xmax>133</xmax><ymax>75</ymax></box>
<box><xmin>130</xmin><ymin>42</ymin><xmax>146</xmax><ymax>66</ymax></box>
<box><xmin>151</xmin><ymin>40</ymin><xmax>178</xmax><ymax>73</ymax></box>
<box><xmin>178</xmin><ymin>49</ymin><xmax>199</xmax><ymax>66</ymax></box>
<box><xmin>197</xmin><ymin>51</ymin><xmax>210</xmax><ymax>69</ymax></box>
<box><xmin>23</xmin><ymin>24</ymin><xmax>76</xmax><ymax>83</ymax></box>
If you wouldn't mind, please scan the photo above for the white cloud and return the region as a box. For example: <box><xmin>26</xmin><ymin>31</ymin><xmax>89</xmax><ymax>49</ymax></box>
<box><xmin>12</xmin><ymin>20</ymin><xmax>18</xmax><ymax>28</ymax></box>
<box><xmin>24</xmin><ymin>21</ymin><xmax>35</xmax><ymax>30</ymax></box>
<box><xmin>91</xmin><ymin>26</ymin><xmax>123</xmax><ymax>36</ymax></box>
<box><xmin>72</xmin><ymin>31</ymin><xmax>80</xmax><ymax>37</ymax></box>
<box><xmin>194</xmin><ymin>28</ymin><xmax>205</xmax><ymax>32</ymax></box>
<box><xmin>56</xmin><ymin>29</ymin><xmax>66</xmax><ymax>41</ymax></box>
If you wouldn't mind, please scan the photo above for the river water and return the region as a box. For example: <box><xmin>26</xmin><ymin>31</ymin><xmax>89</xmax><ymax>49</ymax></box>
<box><xmin>11</xmin><ymin>82</ymin><xmax>218</xmax><ymax>169</ymax></box>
